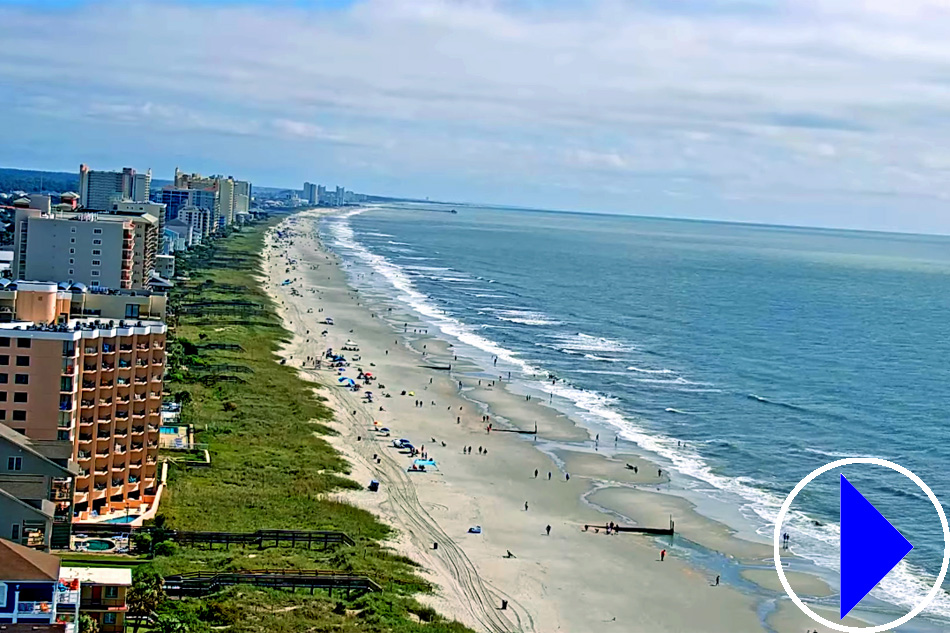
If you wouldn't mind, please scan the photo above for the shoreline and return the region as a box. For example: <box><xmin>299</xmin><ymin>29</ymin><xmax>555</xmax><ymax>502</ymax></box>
<box><xmin>262</xmin><ymin>208</ymin><xmax>878</xmax><ymax>632</ymax></box>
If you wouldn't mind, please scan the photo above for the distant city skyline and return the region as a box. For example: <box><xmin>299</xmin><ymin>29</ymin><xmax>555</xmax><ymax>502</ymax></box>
<box><xmin>4</xmin><ymin>1</ymin><xmax>950</xmax><ymax>234</ymax></box>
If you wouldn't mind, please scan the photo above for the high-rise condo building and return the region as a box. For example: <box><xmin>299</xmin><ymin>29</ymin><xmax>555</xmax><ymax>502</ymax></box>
<box><xmin>13</xmin><ymin>208</ymin><xmax>135</xmax><ymax>289</ymax></box>
<box><xmin>234</xmin><ymin>180</ymin><xmax>251</xmax><ymax>214</ymax></box>
<box><xmin>78</xmin><ymin>165</ymin><xmax>151</xmax><ymax>212</ymax></box>
<box><xmin>0</xmin><ymin>281</ymin><xmax>167</xmax><ymax>521</ymax></box>
<box><xmin>303</xmin><ymin>182</ymin><xmax>318</xmax><ymax>205</ymax></box>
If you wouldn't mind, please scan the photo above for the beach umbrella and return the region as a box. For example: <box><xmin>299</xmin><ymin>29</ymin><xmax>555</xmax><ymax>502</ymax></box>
<box><xmin>337</xmin><ymin>377</ymin><xmax>347</xmax><ymax>382</ymax></box>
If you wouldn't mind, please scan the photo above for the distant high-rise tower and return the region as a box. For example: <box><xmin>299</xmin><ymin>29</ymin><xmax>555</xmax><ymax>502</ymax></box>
<box><xmin>79</xmin><ymin>164</ymin><xmax>141</xmax><ymax>211</ymax></box>
<box><xmin>303</xmin><ymin>182</ymin><xmax>318</xmax><ymax>205</ymax></box>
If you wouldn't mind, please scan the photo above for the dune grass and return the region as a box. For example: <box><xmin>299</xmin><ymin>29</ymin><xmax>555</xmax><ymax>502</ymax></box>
<box><xmin>141</xmin><ymin>218</ymin><xmax>471</xmax><ymax>633</ymax></box>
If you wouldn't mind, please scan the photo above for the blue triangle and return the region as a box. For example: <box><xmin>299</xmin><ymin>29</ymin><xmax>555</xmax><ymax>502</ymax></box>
<box><xmin>840</xmin><ymin>474</ymin><xmax>913</xmax><ymax>619</ymax></box>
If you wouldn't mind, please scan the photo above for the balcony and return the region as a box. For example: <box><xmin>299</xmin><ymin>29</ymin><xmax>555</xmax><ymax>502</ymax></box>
<box><xmin>136</xmin><ymin>344</ymin><xmax>149</xmax><ymax>351</ymax></box>
<box><xmin>149</xmin><ymin>391</ymin><xmax>161</xmax><ymax>399</ymax></box>
<box><xmin>117</xmin><ymin>378</ymin><xmax>130</xmax><ymax>386</ymax></box>
<box><xmin>152</xmin><ymin>358</ymin><xmax>164</xmax><ymax>366</ymax></box>
<box><xmin>99</xmin><ymin>398</ymin><xmax>113</xmax><ymax>406</ymax></box>
<box><xmin>120</xmin><ymin>344</ymin><xmax>133</xmax><ymax>352</ymax></box>
<box><xmin>78</xmin><ymin>434</ymin><xmax>93</xmax><ymax>443</ymax></box>
<box><xmin>117</xmin><ymin>396</ymin><xmax>130</xmax><ymax>404</ymax></box>
<box><xmin>114</xmin><ymin>429</ymin><xmax>128</xmax><ymax>438</ymax></box>
<box><xmin>135</xmin><ymin>359</ymin><xmax>148</xmax><ymax>367</ymax></box>
<box><xmin>131</xmin><ymin>443</ymin><xmax>144</xmax><ymax>452</ymax></box>
<box><xmin>153</xmin><ymin>342</ymin><xmax>164</xmax><ymax>350</ymax></box>
<box><xmin>129</xmin><ymin>461</ymin><xmax>142</xmax><ymax>469</ymax></box>
<box><xmin>151</xmin><ymin>375</ymin><xmax>162</xmax><ymax>383</ymax></box>
<box><xmin>101</xmin><ymin>364</ymin><xmax>115</xmax><ymax>373</ymax></box>
<box><xmin>134</xmin><ymin>377</ymin><xmax>147</xmax><ymax>384</ymax></box>
<box><xmin>146</xmin><ymin>456</ymin><xmax>157</xmax><ymax>464</ymax></box>
<box><xmin>128</xmin><ymin>476</ymin><xmax>139</xmax><ymax>485</ymax></box>
<box><xmin>116</xmin><ymin>410</ymin><xmax>129</xmax><ymax>419</ymax></box>
<box><xmin>134</xmin><ymin>393</ymin><xmax>146</xmax><ymax>401</ymax></box>
<box><xmin>111</xmin><ymin>478</ymin><xmax>124</xmax><ymax>487</ymax></box>
<box><xmin>94</xmin><ymin>468</ymin><xmax>108</xmax><ymax>476</ymax></box>
<box><xmin>94</xmin><ymin>483</ymin><xmax>107</xmax><ymax>491</ymax></box>
<box><xmin>118</xmin><ymin>360</ymin><xmax>131</xmax><ymax>368</ymax></box>
<box><xmin>102</xmin><ymin>345</ymin><xmax>115</xmax><ymax>355</ymax></box>
<box><xmin>147</xmin><ymin>441</ymin><xmax>158</xmax><ymax>449</ymax></box>
<box><xmin>56</xmin><ymin>590</ymin><xmax>80</xmax><ymax>606</ymax></box>
<box><xmin>59</xmin><ymin>401</ymin><xmax>73</xmax><ymax>411</ymax></box>
<box><xmin>82</xmin><ymin>381</ymin><xmax>96</xmax><ymax>390</ymax></box>
<box><xmin>96</xmin><ymin>432</ymin><xmax>111</xmax><ymax>440</ymax></box>
<box><xmin>112</xmin><ymin>464</ymin><xmax>125</xmax><ymax>472</ymax></box>
<box><xmin>95</xmin><ymin>450</ymin><xmax>109</xmax><ymax>458</ymax></box>
<box><xmin>80</xmin><ymin>417</ymin><xmax>94</xmax><ymax>426</ymax></box>
<box><xmin>83</xmin><ymin>365</ymin><xmax>97</xmax><ymax>373</ymax></box>
<box><xmin>17</xmin><ymin>601</ymin><xmax>55</xmax><ymax>615</ymax></box>
<box><xmin>80</xmin><ymin>399</ymin><xmax>95</xmax><ymax>408</ymax></box>
<box><xmin>83</xmin><ymin>347</ymin><xmax>97</xmax><ymax>355</ymax></box>
<box><xmin>77</xmin><ymin>450</ymin><xmax>92</xmax><ymax>459</ymax></box>
<box><xmin>132</xmin><ymin>426</ymin><xmax>145</xmax><ymax>435</ymax></box>
<box><xmin>62</xmin><ymin>362</ymin><xmax>76</xmax><ymax>375</ymax></box>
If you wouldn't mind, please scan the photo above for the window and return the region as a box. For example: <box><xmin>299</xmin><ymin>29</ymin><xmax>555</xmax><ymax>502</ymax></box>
<box><xmin>0</xmin><ymin>356</ymin><xmax>8</xmax><ymax>365</ymax></box>
<box><xmin>16</xmin><ymin>339</ymin><xmax>30</xmax><ymax>348</ymax></box>
<box><xmin>104</xmin><ymin>586</ymin><xmax>119</xmax><ymax>599</ymax></box>
<box><xmin>0</xmin><ymin>393</ymin><xmax>7</xmax><ymax>402</ymax></box>
<box><xmin>69</xmin><ymin>248</ymin><xmax>75</xmax><ymax>254</ymax></box>
<box><xmin>13</xmin><ymin>392</ymin><xmax>26</xmax><ymax>403</ymax></box>
<box><xmin>0</xmin><ymin>411</ymin><xmax>6</xmax><ymax>420</ymax></box>
<box><xmin>91</xmin><ymin>281</ymin><xmax>100</xmax><ymax>288</ymax></box>
<box><xmin>71</xmin><ymin>227</ymin><xmax>77</xmax><ymax>233</ymax></box>
<box><xmin>14</xmin><ymin>374</ymin><xmax>27</xmax><ymax>385</ymax></box>
<box><xmin>68</xmin><ymin>269</ymin><xmax>74</xmax><ymax>275</ymax></box>
<box><xmin>7</xmin><ymin>457</ymin><xmax>21</xmax><ymax>471</ymax></box>
<box><xmin>70</xmin><ymin>238</ymin><xmax>76</xmax><ymax>244</ymax></box>
<box><xmin>11</xmin><ymin>525</ymin><xmax>18</xmax><ymax>541</ymax></box>
<box><xmin>0</xmin><ymin>373</ymin><xmax>9</xmax><ymax>384</ymax></box>
<box><xmin>125</xmin><ymin>304</ymin><xmax>140</xmax><ymax>318</ymax></box>
<box><xmin>12</xmin><ymin>410</ymin><xmax>25</xmax><ymax>421</ymax></box>
<box><xmin>92</xmin><ymin>249</ymin><xmax>102</xmax><ymax>256</ymax></box>
<box><xmin>103</xmin><ymin>613</ymin><xmax>117</xmax><ymax>625</ymax></box>
<box><xmin>91</xmin><ymin>271</ymin><xmax>100</xmax><ymax>276</ymax></box>
<box><xmin>15</xmin><ymin>356</ymin><xmax>28</xmax><ymax>367</ymax></box>
<box><xmin>63</xmin><ymin>341</ymin><xmax>75</xmax><ymax>356</ymax></box>
<box><xmin>57</xmin><ymin>430</ymin><xmax>70</xmax><ymax>441</ymax></box>
<box><xmin>0</xmin><ymin>338</ymin><xmax>9</xmax><ymax>347</ymax></box>
<box><xmin>69</xmin><ymin>258</ymin><xmax>75</xmax><ymax>264</ymax></box>
<box><xmin>94</xmin><ymin>228</ymin><xmax>102</xmax><ymax>234</ymax></box>
<box><xmin>92</xmin><ymin>260</ymin><xmax>101</xmax><ymax>266</ymax></box>
<box><xmin>93</xmin><ymin>239</ymin><xmax>102</xmax><ymax>245</ymax></box>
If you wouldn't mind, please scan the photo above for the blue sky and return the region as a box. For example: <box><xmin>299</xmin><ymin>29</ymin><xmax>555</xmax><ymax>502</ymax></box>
<box><xmin>3</xmin><ymin>0</ymin><xmax>950</xmax><ymax>233</ymax></box>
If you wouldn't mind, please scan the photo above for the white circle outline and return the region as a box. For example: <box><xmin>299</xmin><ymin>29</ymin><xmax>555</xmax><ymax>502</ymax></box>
<box><xmin>773</xmin><ymin>457</ymin><xmax>950</xmax><ymax>632</ymax></box>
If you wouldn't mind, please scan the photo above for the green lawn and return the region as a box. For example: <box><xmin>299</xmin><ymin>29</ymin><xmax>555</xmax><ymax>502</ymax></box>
<box><xmin>138</xmin><ymin>219</ymin><xmax>472</xmax><ymax>633</ymax></box>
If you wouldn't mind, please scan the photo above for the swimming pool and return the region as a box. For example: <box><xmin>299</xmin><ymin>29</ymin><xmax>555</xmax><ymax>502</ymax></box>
<box><xmin>103</xmin><ymin>514</ymin><xmax>139</xmax><ymax>523</ymax></box>
<box><xmin>83</xmin><ymin>539</ymin><xmax>115</xmax><ymax>551</ymax></box>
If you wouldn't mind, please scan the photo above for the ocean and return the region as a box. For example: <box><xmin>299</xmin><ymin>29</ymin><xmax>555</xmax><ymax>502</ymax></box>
<box><xmin>319</xmin><ymin>203</ymin><xmax>950</xmax><ymax>627</ymax></box>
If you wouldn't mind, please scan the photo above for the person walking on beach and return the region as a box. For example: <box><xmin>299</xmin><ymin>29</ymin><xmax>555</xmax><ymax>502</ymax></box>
<box><xmin>534</xmin><ymin>469</ymin><xmax>539</xmax><ymax>478</ymax></box>
<box><xmin>545</xmin><ymin>525</ymin><xmax>551</xmax><ymax>536</ymax></box>
<box><xmin>548</xmin><ymin>471</ymin><xmax>552</xmax><ymax>480</ymax></box>
<box><xmin>660</xmin><ymin>549</ymin><xmax>666</xmax><ymax>562</ymax></box>
<box><xmin>714</xmin><ymin>575</ymin><xmax>720</xmax><ymax>586</ymax></box>
<box><xmin>525</xmin><ymin>501</ymin><xmax>529</xmax><ymax>511</ymax></box>
<box><xmin>565</xmin><ymin>473</ymin><xmax>570</xmax><ymax>481</ymax></box>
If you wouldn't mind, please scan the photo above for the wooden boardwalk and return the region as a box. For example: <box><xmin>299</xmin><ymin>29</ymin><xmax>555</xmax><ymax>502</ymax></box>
<box><xmin>70</xmin><ymin>525</ymin><xmax>355</xmax><ymax>550</ymax></box>
<box><xmin>173</xmin><ymin>529</ymin><xmax>355</xmax><ymax>550</ymax></box>
<box><xmin>164</xmin><ymin>569</ymin><xmax>381</xmax><ymax>598</ymax></box>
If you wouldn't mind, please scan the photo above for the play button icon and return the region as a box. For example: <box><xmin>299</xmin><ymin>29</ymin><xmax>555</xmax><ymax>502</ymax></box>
<box><xmin>774</xmin><ymin>457</ymin><xmax>950</xmax><ymax>633</ymax></box>
<box><xmin>839</xmin><ymin>474</ymin><xmax>913</xmax><ymax>619</ymax></box>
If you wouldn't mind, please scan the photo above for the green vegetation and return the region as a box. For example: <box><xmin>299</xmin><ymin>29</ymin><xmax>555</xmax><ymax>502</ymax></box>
<box><xmin>135</xmin><ymin>219</ymin><xmax>471</xmax><ymax>632</ymax></box>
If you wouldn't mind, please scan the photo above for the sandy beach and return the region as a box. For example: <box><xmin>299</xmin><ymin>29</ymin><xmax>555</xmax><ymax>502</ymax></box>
<box><xmin>261</xmin><ymin>209</ymin><xmax>841</xmax><ymax>633</ymax></box>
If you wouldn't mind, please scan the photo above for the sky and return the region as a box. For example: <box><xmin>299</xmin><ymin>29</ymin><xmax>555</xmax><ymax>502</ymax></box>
<box><xmin>3</xmin><ymin>0</ymin><xmax>950</xmax><ymax>233</ymax></box>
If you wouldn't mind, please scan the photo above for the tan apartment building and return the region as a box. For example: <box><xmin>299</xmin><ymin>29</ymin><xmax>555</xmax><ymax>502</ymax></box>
<box><xmin>111</xmin><ymin>203</ymin><xmax>162</xmax><ymax>287</ymax></box>
<box><xmin>60</xmin><ymin>567</ymin><xmax>131</xmax><ymax>633</ymax></box>
<box><xmin>0</xmin><ymin>282</ymin><xmax>166</xmax><ymax>520</ymax></box>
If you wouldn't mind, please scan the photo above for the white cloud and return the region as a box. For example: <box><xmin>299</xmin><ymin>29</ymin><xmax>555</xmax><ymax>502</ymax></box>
<box><xmin>2</xmin><ymin>0</ymin><xmax>950</xmax><ymax>230</ymax></box>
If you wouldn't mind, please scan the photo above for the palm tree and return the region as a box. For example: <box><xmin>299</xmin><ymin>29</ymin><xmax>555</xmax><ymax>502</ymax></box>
<box><xmin>79</xmin><ymin>614</ymin><xmax>100</xmax><ymax>633</ymax></box>
<box><xmin>127</xmin><ymin>570</ymin><xmax>166</xmax><ymax>633</ymax></box>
